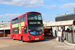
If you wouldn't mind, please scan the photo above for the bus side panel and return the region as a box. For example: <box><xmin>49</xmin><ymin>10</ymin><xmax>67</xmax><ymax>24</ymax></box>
<box><xmin>11</xmin><ymin>34</ymin><xmax>17</xmax><ymax>39</ymax></box>
<box><xmin>23</xmin><ymin>35</ymin><xmax>29</xmax><ymax>41</ymax></box>
<box><xmin>17</xmin><ymin>34</ymin><xmax>22</xmax><ymax>40</ymax></box>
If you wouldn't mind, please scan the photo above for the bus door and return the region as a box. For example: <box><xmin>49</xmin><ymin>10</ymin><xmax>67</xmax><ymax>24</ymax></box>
<box><xmin>21</xmin><ymin>26</ymin><xmax>27</xmax><ymax>38</ymax></box>
<box><xmin>21</xmin><ymin>26</ymin><xmax>27</xmax><ymax>34</ymax></box>
<box><xmin>17</xmin><ymin>26</ymin><xmax>24</xmax><ymax>40</ymax></box>
<box><xmin>24</xmin><ymin>27</ymin><xmax>27</xmax><ymax>34</ymax></box>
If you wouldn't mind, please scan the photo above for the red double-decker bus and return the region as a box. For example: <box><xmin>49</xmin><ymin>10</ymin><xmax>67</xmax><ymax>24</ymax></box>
<box><xmin>10</xmin><ymin>11</ymin><xmax>44</xmax><ymax>41</ymax></box>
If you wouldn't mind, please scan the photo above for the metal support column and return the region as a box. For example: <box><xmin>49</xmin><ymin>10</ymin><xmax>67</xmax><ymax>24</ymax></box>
<box><xmin>56</xmin><ymin>26</ymin><xmax>58</xmax><ymax>37</ymax></box>
<box><xmin>4</xmin><ymin>30</ymin><xmax>5</xmax><ymax>37</ymax></box>
<box><xmin>72</xmin><ymin>25</ymin><xmax>74</xmax><ymax>43</ymax></box>
<box><xmin>67</xmin><ymin>32</ymin><xmax>68</xmax><ymax>41</ymax></box>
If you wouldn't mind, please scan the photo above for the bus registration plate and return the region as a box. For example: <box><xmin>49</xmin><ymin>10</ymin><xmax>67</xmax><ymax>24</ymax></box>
<box><xmin>35</xmin><ymin>38</ymin><xmax>39</xmax><ymax>40</ymax></box>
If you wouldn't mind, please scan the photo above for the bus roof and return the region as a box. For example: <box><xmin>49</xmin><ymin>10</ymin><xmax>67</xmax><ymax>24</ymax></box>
<box><xmin>11</xmin><ymin>11</ymin><xmax>41</xmax><ymax>21</ymax></box>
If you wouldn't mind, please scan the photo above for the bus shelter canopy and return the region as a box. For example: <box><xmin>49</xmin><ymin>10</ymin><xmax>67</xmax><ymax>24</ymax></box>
<box><xmin>0</xmin><ymin>22</ymin><xmax>10</xmax><ymax>30</ymax></box>
<box><xmin>46</xmin><ymin>20</ymin><xmax>75</xmax><ymax>27</ymax></box>
<box><xmin>0</xmin><ymin>27</ymin><xmax>10</xmax><ymax>30</ymax></box>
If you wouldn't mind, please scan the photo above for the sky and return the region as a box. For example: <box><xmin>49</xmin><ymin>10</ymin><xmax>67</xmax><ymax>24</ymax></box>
<box><xmin>0</xmin><ymin>0</ymin><xmax>75</xmax><ymax>21</ymax></box>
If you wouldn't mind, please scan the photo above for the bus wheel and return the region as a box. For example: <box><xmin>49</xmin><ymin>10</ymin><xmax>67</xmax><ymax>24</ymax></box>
<box><xmin>21</xmin><ymin>37</ymin><xmax>24</xmax><ymax>42</ymax></box>
<box><xmin>13</xmin><ymin>36</ymin><xmax>15</xmax><ymax>40</ymax></box>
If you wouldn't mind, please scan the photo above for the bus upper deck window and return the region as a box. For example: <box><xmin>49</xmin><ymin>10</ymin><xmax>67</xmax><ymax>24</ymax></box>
<box><xmin>27</xmin><ymin>12</ymin><xmax>42</xmax><ymax>20</ymax></box>
<box><xmin>24</xmin><ymin>15</ymin><xmax>26</xmax><ymax>21</ymax></box>
<box><xmin>38</xmin><ymin>15</ymin><xmax>42</xmax><ymax>20</ymax></box>
<box><xmin>21</xmin><ymin>17</ymin><xmax>23</xmax><ymax>22</ymax></box>
<box><xmin>18</xmin><ymin>18</ymin><xmax>20</xmax><ymax>22</ymax></box>
<box><xmin>15</xmin><ymin>19</ymin><xmax>18</xmax><ymax>23</ymax></box>
<box><xmin>34</xmin><ymin>16</ymin><xmax>37</xmax><ymax>20</ymax></box>
<box><xmin>31</xmin><ymin>17</ymin><xmax>34</xmax><ymax>20</ymax></box>
<box><xmin>12</xmin><ymin>20</ymin><xmax>14</xmax><ymax>24</ymax></box>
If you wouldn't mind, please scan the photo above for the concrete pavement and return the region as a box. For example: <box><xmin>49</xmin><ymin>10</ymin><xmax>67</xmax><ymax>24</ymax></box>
<box><xmin>0</xmin><ymin>37</ymin><xmax>75</xmax><ymax>50</ymax></box>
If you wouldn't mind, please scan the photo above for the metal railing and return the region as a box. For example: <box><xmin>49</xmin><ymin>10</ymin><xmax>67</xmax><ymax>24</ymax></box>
<box><xmin>63</xmin><ymin>32</ymin><xmax>75</xmax><ymax>43</ymax></box>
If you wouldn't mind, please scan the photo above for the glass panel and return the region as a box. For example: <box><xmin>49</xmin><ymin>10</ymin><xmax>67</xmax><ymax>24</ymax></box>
<box><xmin>21</xmin><ymin>17</ymin><xmax>23</xmax><ymax>22</ymax></box>
<box><xmin>18</xmin><ymin>18</ymin><xmax>20</xmax><ymax>22</ymax></box>
<box><xmin>12</xmin><ymin>18</ymin><xmax>18</xmax><ymax>24</ymax></box>
<box><xmin>31</xmin><ymin>17</ymin><xmax>34</xmax><ymax>20</ymax></box>
<box><xmin>34</xmin><ymin>16</ymin><xmax>37</xmax><ymax>20</ymax></box>
<box><xmin>38</xmin><ymin>15</ymin><xmax>42</xmax><ymax>20</ymax></box>
<box><xmin>24</xmin><ymin>27</ymin><xmax>27</xmax><ymax>33</ymax></box>
<box><xmin>12</xmin><ymin>28</ymin><xmax>19</xmax><ymax>33</ymax></box>
<box><xmin>27</xmin><ymin>12</ymin><xmax>42</xmax><ymax>20</ymax></box>
<box><xmin>12</xmin><ymin>20</ymin><xmax>14</xmax><ymax>24</ymax></box>
<box><xmin>15</xmin><ymin>19</ymin><xmax>18</xmax><ymax>23</ymax></box>
<box><xmin>14</xmin><ymin>20</ymin><xmax>16</xmax><ymax>23</ymax></box>
<box><xmin>29</xmin><ymin>26</ymin><xmax>43</xmax><ymax>35</ymax></box>
<box><xmin>24</xmin><ymin>15</ymin><xmax>26</xmax><ymax>21</ymax></box>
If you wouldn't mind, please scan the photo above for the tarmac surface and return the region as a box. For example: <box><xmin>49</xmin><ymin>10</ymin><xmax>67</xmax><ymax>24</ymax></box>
<box><xmin>0</xmin><ymin>37</ymin><xmax>75</xmax><ymax>50</ymax></box>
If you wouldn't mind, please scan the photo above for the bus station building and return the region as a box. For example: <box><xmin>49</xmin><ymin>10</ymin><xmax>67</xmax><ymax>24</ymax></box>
<box><xmin>0</xmin><ymin>21</ymin><xmax>10</xmax><ymax>37</ymax></box>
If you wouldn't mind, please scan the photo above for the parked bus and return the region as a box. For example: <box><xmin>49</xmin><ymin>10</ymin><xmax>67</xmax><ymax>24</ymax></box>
<box><xmin>10</xmin><ymin>11</ymin><xmax>44</xmax><ymax>41</ymax></box>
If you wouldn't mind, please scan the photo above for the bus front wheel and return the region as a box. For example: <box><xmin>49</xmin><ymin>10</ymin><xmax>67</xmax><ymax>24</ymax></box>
<box><xmin>13</xmin><ymin>36</ymin><xmax>15</xmax><ymax>40</ymax></box>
